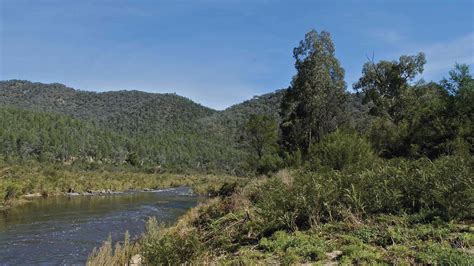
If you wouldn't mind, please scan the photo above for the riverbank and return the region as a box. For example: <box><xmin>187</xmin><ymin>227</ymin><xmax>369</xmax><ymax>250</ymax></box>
<box><xmin>0</xmin><ymin>161</ymin><xmax>245</xmax><ymax>211</ymax></box>
<box><xmin>2</xmin><ymin>188</ymin><xmax>187</xmax><ymax>211</ymax></box>
<box><xmin>88</xmin><ymin>156</ymin><xmax>474</xmax><ymax>265</ymax></box>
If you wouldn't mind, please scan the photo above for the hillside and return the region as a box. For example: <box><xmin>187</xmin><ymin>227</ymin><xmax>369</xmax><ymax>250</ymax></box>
<box><xmin>0</xmin><ymin>107</ymin><xmax>128</xmax><ymax>163</ymax></box>
<box><xmin>0</xmin><ymin>80</ymin><xmax>287</xmax><ymax>173</ymax></box>
<box><xmin>0</xmin><ymin>80</ymin><xmax>216</xmax><ymax>135</ymax></box>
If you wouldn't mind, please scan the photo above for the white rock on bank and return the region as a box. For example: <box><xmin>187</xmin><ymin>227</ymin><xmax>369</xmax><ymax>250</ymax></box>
<box><xmin>129</xmin><ymin>254</ymin><xmax>143</xmax><ymax>266</ymax></box>
<box><xmin>24</xmin><ymin>193</ymin><xmax>42</xmax><ymax>198</ymax></box>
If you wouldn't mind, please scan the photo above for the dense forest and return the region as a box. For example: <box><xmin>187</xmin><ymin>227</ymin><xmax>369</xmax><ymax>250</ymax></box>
<box><xmin>0</xmin><ymin>79</ymin><xmax>367</xmax><ymax>174</ymax></box>
<box><xmin>0</xmin><ymin>81</ymin><xmax>285</xmax><ymax>173</ymax></box>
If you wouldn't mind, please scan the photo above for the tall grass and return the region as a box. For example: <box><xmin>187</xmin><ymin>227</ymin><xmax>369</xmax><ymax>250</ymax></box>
<box><xmin>87</xmin><ymin>232</ymin><xmax>137</xmax><ymax>266</ymax></box>
<box><xmin>257</xmin><ymin>155</ymin><xmax>473</xmax><ymax>232</ymax></box>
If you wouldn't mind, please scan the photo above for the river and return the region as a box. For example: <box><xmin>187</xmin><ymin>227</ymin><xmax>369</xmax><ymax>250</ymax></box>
<box><xmin>0</xmin><ymin>187</ymin><xmax>202</xmax><ymax>265</ymax></box>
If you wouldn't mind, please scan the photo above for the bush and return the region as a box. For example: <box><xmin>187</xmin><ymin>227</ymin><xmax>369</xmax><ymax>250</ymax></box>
<box><xmin>209</xmin><ymin>182</ymin><xmax>238</xmax><ymax>198</ymax></box>
<box><xmin>4</xmin><ymin>183</ymin><xmax>22</xmax><ymax>201</ymax></box>
<box><xmin>255</xmin><ymin>177</ymin><xmax>300</xmax><ymax>232</ymax></box>
<box><xmin>141</xmin><ymin>217</ymin><xmax>202</xmax><ymax>265</ymax></box>
<box><xmin>415</xmin><ymin>242</ymin><xmax>474</xmax><ymax>265</ymax></box>
<box><xmin>307</xmin><ymin>130</ymin><xmax>376</xmax><ymax>171</ymax></box>
<box><xmin>259</xmin><ymin>231</ymin><xmax>327</xmax><ymax>263</ymax></box>
<box><xmin>257</xmin><ymin>154</ymin><xmax>283</xmax><ymax>175</ymax></box>
<box><xmin>256</xmin><ymin>155</ymin><xmax>473</xmax><ymax>231</ymax></box>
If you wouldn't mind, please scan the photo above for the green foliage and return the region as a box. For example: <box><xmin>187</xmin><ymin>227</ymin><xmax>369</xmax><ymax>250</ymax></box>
<box><xmin>141</xmin><ymin>217</ymin><xmax>202</xmax><ymax>265</ymax></box>
<box><xmin>256</xmin><ymin>155</ymin><xmax>473</xmax><ymax>233</ymax></box>
<box><xmin>242</xmin><ymin>114</ymin><xmax>281</xmax><ymax>174</ymax></box>
<box><xmin>208</xmin><ymin>181</ymin><xmax>239</xmax><ymax>198</ymax></box>
<box><xmin>255</xmin><ymin>177</ymin><xmax>299</xmax><ymax>231</ymax></box>
<box><xmin>0</xmin><ymin>107</ymin><xmax>127</xmax><ymax>163</ymax></box>
<box><xmin>354</xmin><ymin>53</ymin><xmax>426</xmax><ymax>121</ymax></box>
<box><xmin>441</xmin><ymin>63</ymin><xmax>472</xmax><ymax>95</ymax></box>
<box><xmin>97</xmin><ymin>164</ymin><xmax>473</xmax><ymax>264</ymax></box>
<box><xmin>415</xmin><ymin>242</ymin><xmax>474</xmax><ymax>265</ymax></box>
<box><xmin>0</xmin><ymin>81</ymin><xmax>286</xmax><ymax>174</ymax></box>
<box><xmin>358</xmin><ymin>63</ymin><xmax>473</xmax><ymax>160</ymax></box>
<box><xmin>307</xmin><ymin>130</ymin><xmax>376</xmax><ymax>171</ymax></box>
<box><xmin>3</xmin><ymin>30</ymin><xmax>474</xmax><ymax>265</ymax></box>
<box><xmin>280</xmin><ymin>29</ymin><xmax>347</xmax><ymax>154</ymax></box>
<box><xmin>259</xmin><ymin>231</ymin><xmax>327</xmax><ymax>264</ymax></box>
<box><xmin>0</xmin><ymin>160</ymin><xmax>244</xmax><ymax>209</ymax></box>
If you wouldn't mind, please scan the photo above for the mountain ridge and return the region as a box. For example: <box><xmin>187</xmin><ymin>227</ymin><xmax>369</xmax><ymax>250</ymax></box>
<box><xmin>0</xmin><ymin>79</ymin><xmax>285</xmax><ymax>173</ymax></box>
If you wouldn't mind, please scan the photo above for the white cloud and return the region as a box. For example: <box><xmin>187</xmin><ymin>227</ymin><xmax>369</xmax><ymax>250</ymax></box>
<box><xmin>421</xmin><ymin>32</ymin><xmax>474</xmax><ymax>80</ymax></box>
<box><xmin>372</xmin><ymin>29</ymin><xmax>404</xmax><ymax>45</ymax></box>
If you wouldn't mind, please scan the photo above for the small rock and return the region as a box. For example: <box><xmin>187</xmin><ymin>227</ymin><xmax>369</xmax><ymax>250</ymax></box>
<box><xmin>129</xmin><ymin>254</ymin><xmax>143</xmax><ymax>266</ymax></box>
<box><xmin>327</xmin><ymin>250</ymin><xmax>343</xmax><ymax>260</ymax></box>
<box><xmin>24</xmin><ymin>193</ymin><xmax>42</xmax><ymax>198</ymax></box>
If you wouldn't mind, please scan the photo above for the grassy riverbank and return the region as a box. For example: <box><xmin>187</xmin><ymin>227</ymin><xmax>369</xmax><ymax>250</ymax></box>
<box><xmin>88</xmin><ymin>155</ymin><xmax>473</xmax><ymax>265</ymax></box>
<box><xmin>0</xmin><ymin>161</ymin><xmax>244</xmax><ymax>210</ymax></box>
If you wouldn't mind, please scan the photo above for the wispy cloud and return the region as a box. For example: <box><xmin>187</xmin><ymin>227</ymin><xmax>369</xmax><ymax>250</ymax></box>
<box><xmin>371</xmin><ymin>29</ymin><xmax>405</xmax><ymax>45</ymax></box>
<box><xmin>421</xmin><ymin>32</ymin><xmax>474</xmax><ymax>80</ymax></box>
<box><xmin>376</xmin><ymin>32</ymin><xmax>474</xmax><ymax>82</ymax></box>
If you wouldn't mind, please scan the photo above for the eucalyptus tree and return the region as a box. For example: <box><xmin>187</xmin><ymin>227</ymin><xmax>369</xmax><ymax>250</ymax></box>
<box><xmin>280</xmin><ymin>29</ymin><xmax>347</xmax><ymax>155</ymax></box>
<box><xmin>353</xmin><ymin>53</ymin><xmax>426</xmax><ymax>122</ymax></box>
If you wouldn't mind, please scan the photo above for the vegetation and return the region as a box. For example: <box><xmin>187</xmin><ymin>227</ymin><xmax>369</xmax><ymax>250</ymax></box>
<box><xmin>88</xmin><ymin>154</ymin><xmax>473</xmax><ymax>264</ymax></box>
<box><xmin>280</xmin><ymin>29</ymin><xmax>347</xmax><ymax>154</ymax></box>
<box><xmin>0</xmin><ymin>27</ymin><xmax>472</xmax><ymax>264</ymax></box>
<box><xmin>0</xmin><ymin>81</ymin><xmax>287</xmax><ymax>174</ymax></box>
<box><xmin>86</xmin><ymin>28</ymin><xmax>473</xmax><ymax>264</ymax></box>
<box><xmin>242</xmin><ymin>114</ymin><xmax>281</xmax><ymax>174</ymax></box>
<box><xmin>0</xmin><ymin>160</ymin><xmax>244</xmax><ymax>210</ymax></box>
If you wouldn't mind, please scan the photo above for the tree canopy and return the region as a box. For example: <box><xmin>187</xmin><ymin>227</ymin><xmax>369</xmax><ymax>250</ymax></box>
<box><xmin>280</xmin><ymin>30</ymin><xmax>347</xmax><ymax>155</ymax></box>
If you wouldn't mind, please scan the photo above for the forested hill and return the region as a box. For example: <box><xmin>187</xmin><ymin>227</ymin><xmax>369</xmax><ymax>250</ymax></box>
<box><xmin>200</xmin><ymin>90</ymin><xmax>285</xmax><ymax>140</ymax></box>
<box><xmin>0</xmin><ymin>80</ymin><xmax>286</xmax><ymax>173</ymax></box>
<box><xmin>0</xmin><ymin>80</ymin><xmax>216</xmax><ymax>135</ymax></box>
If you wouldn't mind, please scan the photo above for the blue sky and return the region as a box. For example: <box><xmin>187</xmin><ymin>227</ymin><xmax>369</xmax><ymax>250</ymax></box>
<box><xmin>1</xmin><ymin>0</ymin><xmax>473</xmax><ymax>110</ymax></box>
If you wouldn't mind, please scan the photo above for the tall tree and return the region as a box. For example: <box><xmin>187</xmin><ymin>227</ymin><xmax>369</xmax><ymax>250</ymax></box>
<box><xmin>280</xmin><ymin>29</ymin><xmax>346</xmax><ymax>154</ymax></box>
<box><xmin>441</xmin><ymin>63</ymin><xmax>474</xmax><ymax>154</ymax></box>
<box><xmin>353</xmin><ymin>53</ymin><xmax>426</xmax><ymax>122</ymax></box>
<box><xmin>440</xmin><ymin>63</ymin><xmax>472</xmax><ymax>95</ymax></box>
<box><xmin>242</xmin><ymin>114</ymin><xmax>281</xmax><ymax>174</ymax></box>
<box><xmin>243</xmin><ymin>114</ymin><xmax>278</xmax><ymax>161</ymax></box>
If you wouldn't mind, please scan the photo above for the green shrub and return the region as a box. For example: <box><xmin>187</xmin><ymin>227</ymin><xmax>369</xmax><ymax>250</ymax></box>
<box><xmin>307</xmin><ymin>130</ymin><xmax>376</xmax><ymax>171</ymax></box>
<box><xmin>339</xmin><ymin>243</ymin><xmax>385</xmax><ymax>264</ymax></box>
<box><xmin>141</xmin><ymin>217</ymin><xmax>202</xmax><ymax>265</ymax></box>
<box><xmin>4</xmin><ymin>183</ymin><xmax>21</xmax><ymax>201</ymax></box>
<box><xmin>415</xmin><ymin>242</ymin><xmax>474</xmax><ymax>265</ymax></box>
<box><xmin>256</xmin><ymin>155</ymin><xmax>473</xmax><ymax>231</ymax></box>
<box><xmin>257</xmin><ymin>154</ymin><xmax>284</xmax><ymax>175</ymax></box>
<box><xmin>255</xmin><ymin>177</ymin><xmax>300</xmax><ymax>232</ymax></box>
<box><xmin>209</xmin><ymin>182</ymin><xmax>239</xmax><ymax>198</ymax></box>
<box><xmin>259</xmin><ymin>231</ymin><xmax>327</xmax><ymax>263</ymax></box>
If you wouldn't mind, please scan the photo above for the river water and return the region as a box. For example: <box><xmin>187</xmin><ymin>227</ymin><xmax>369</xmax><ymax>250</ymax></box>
<box><xmin>0</xmin><ymin>187</ymin><xmax>202</xmax><ymax>265</ymax></box>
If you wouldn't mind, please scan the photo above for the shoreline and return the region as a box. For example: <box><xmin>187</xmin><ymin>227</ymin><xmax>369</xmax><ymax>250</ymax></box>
<box><xmin>0</xmin><ymin>186</ymin><xmax>198</xmax><ymax>211</ymax></box>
